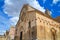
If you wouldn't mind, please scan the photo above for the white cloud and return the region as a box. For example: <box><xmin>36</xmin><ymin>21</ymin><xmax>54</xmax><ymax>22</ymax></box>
<box><xmin>50</xmin><ymin>11</ymin><xmax>52</xmax><ymax>15</ymax></box>
<box><xmin>28</xmin><ymin>0</ymin><xmax>45</xmax><ymax>12</ymax></box>
<box><xmin>9</xmin><ymin>17</ymin><xmax>19</xmax><ymax>25</ymax></box>
<box><xmin>3</xmin><ymin>0</ymin><xmax>45</xmax><ymax>25</ymax></box>
<box><xmin>3</xmin><ymin>0</ymin><xmax>27</xmax><ymax>25</ymax></box>
<box><xmin>3</xmin><ymin>0</ymin><xmax>27</xmax><ymax>17</ymax></box>
<box><xmin>4</xmin><ymin>0</ymin><xmax>45</xmax><ymax>17</ymax></box>
<box><xmin>53</xmin><ymin>0</ymin><xmax>60</xmax><ymax>4</ymax></box>
<box><xmin>5</xmin><ymin>0</ymin><xmax>13</xmax><ymax>5</ymax></box>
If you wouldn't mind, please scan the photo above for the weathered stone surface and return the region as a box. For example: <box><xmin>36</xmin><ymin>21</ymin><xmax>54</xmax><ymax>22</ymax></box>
<box><xmin>15</xmin><ymin>4</ymin><xmax>60</xmax><ymax>40</ymax></box>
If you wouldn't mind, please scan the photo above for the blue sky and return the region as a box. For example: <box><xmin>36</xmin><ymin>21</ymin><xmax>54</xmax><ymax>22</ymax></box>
<box><xmin>0</xmin><ymin>0</ymin><xmax>60</xmax><ymax>35</ymax></box>
<box><xmin>37</xmin><ymin>0</ymin><xmax>60</xmax><ymax>18</ymax></box>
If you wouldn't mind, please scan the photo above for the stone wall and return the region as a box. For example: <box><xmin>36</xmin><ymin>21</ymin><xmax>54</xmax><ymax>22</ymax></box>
<box><xmin>36</xmin><ymin>12</ymin><xmax>60</xmax><ymax>40</ymax></box>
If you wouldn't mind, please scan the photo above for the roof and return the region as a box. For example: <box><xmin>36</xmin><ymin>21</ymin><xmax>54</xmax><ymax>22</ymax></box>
<box><xmin>55</xmin><ymin>16</ymin><xmax>60</xmax><ymax>23</ymax></box>
<box><xmin>23</xmin><ymin>4</ymin><xmax>60</xmax><ymax>23</ymax></box>
<box><xmin>17</xmin><ymin>4</ymin><xmax>60</xmax><ymax>25</ymax></box>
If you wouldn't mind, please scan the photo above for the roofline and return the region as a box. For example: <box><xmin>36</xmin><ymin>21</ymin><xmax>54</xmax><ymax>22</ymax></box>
<box><xmin>16</xmin><ymin>4</ymin><xmax>60</xmax><ymax>27</ymax></box>
<box><xmin>35</xmin><ymin>10</ymin><xmax>60</xmax><ymax>23</ymax></box>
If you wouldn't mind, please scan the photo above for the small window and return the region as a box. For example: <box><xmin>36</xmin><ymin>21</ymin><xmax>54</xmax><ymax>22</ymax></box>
<box><xmin>29</xmin><ymin>21</ymin><xmax>31</xmax><ymax>28</ymax></box>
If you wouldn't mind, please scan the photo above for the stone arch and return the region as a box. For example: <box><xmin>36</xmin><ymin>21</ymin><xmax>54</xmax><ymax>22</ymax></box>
<box><xmin>50</xmin><ymin>28</ymin><xmax>57</xmax><ymax>40</ymax></box>
<box><xmin>19</xmin><ymin>26</ymin><xmax>25</xmax><ymax>40</ymax></box>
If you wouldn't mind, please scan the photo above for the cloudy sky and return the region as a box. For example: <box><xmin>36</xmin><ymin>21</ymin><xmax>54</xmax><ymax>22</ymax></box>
<box><xmin>0</xmin><ymin>0</ymin><xmax>60</xmax><ymax>35</ymax></box>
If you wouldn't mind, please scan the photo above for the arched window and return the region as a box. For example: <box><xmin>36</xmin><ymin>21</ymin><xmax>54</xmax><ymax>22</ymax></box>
<box><xmin>29</xmin><ymin>21</ymin><xmax>31</xmax><ymax>28</ymax></box>
<box><xmin>28</xmin><ymin>21</ymin><xmax>31</xmax><ymax>39</ymax></box>
<box><xmin>51</xmin><ymin>28</ymin><xmax>56</xmax><ymax>40</ymax></box>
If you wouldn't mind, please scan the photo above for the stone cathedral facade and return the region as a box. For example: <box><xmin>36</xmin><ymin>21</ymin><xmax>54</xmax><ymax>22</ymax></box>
<box><xmin>15</xmin><ymin>4</ymin><xmax>60</xmax><ymax>40</ymax></box>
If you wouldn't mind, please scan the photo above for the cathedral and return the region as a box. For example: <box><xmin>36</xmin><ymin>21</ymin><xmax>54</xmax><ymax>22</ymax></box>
<box><xmin>14</xmin><ymin>4</ymin><xmax>60</xmax><ymax>40</ymax></box>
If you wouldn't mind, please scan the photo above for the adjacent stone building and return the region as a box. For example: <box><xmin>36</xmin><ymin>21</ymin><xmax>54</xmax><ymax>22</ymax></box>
<box><xmin>9</xmin><ymin>26</ymin><xmax>16</xmax><ymax>40</ymax></box>
<box><xmin>5</xmin><ymin>30</ymin><xmax>9</xmax><ymax>40</ymax></box>
<box><xmin>0</xmin><ymin>30</ymin><xmax>9</xmax><ymax>40</ymax></box>
<box><xmin>15</xmin><ymin>4</ymin><xmax>60</xmax><ymax>40</ymax></box>
<box><xmin>0</xmin><ymin>35</ymin><xmax>6</xmax><ymax>40</ymax></box>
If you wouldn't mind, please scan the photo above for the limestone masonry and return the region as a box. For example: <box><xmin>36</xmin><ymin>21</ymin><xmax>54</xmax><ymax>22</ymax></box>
<box><xmin>15</xmin><ymin>4</ymin><xmax>60</xmax><ymax>40</ymax></box>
